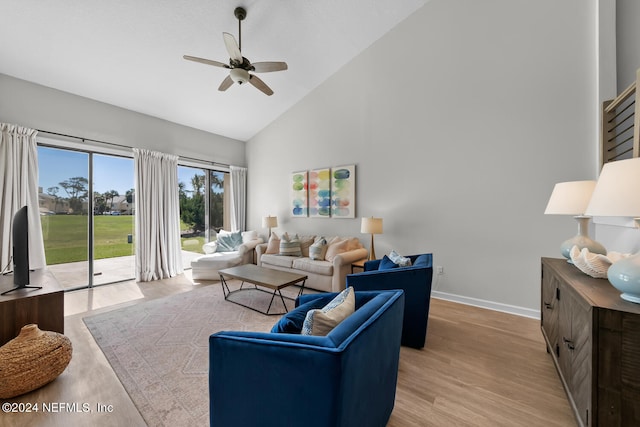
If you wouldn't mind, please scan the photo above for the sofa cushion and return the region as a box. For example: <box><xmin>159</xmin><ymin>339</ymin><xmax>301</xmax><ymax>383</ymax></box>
<box><xmin>301</xmin><ymin>287</ymin><xmax>355</xmax><ymax>336</ymax></box>
<box><xmin>378</xmin><ymin>255</ymin><xmax>399</xmax><ymax>270</ymax></box>
<box><xmin>260</xmin><ymin>254</ymin><xmax>295</xmax><ymax>268</ymax></box>
<box><xmin>279</xmin><ymin>233</ymin><xmax>302</xmax><ymax>256</ymax></box>
<box><xmin>265</xmin><ymin>233</ymin><xmax>280</xmax><ymax>254</ymax></box>
<box><xmin>292</xmin><ymin>257</ymin><xmax>334</xmax><ymax>276</ymax></box>
<box><xmin>217</xmin><ymin>231</ymin><xmax>243</xmax><ymax>252</ymax></box>
<box><xmin>309</xmin><ymin>237</ymin><xmax>328</xmax><ymax>261</ymax></box>
<box><xmin>270</xmin><ymin>298</ymin><xmax>328</xmax><ymax>334</ymax></box>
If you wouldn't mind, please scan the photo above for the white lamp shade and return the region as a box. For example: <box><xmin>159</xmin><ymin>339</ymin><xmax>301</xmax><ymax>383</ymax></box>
<box><xmin>544</xmin><ymin>180</ymin><xmax>597</xmax><ymax>215</ymax></box>
<box><xmin>262</xmin><ymin>216</ymin><xmax>278</xmax><ymax>228</ymax></box>
<box><xmin>585</xmin><ymin>158</ymin><xmax>640</xmax><ymax>217</ymax></box>
<box><xmin>361</xmin><ymin>217</ymin><xmax>383</xmax><ymax>234</ymax></box>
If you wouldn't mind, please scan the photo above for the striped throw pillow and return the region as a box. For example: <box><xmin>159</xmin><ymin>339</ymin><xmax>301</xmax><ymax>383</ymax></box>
<box><xmin>279</xmin><ymin>233</ymin><xmax>302</xmax><ymax>256</ymax></box>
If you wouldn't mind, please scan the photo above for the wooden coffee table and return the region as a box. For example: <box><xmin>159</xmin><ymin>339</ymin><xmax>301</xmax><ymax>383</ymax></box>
<box><xmin>218</xmin><ymin>264</ymin><xmax>307</xmax><ymax>315</ymax></box>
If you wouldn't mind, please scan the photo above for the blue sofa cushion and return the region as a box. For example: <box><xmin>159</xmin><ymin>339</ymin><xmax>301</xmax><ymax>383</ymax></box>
<box><xmin>270</xmin><ymin>298</ymin><xmax>327</xmax><ymax>334</ymax></box>
<box><xmin>378</xmin><ymin>255</ymin><xmax>399</xmax><ymax>270</ymax></box>
<box><xmin>413</xmin><ymin>254</ymin><xmax>430</xmax><ymax>267</ymax></box>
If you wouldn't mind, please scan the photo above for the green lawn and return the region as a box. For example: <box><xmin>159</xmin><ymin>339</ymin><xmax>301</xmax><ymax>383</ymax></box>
<box><xmin>41</xmin><ymin>215</ymin><xmax>205</xmax><ymax>265</ymax></box>
<box><xmin>41</xmin><ymin>215</ymin><xmax>134</xmax><ymax>264</ymax></box>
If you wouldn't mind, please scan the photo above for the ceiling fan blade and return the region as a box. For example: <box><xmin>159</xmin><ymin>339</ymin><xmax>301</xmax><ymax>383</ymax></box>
<box><xmin>249</xmin><ymin>74</ymin><xmax>274</xmax><ymax>96</ymax></box>
<box><xmin>223</xmin><ymin>32</ymin><xmax>243</xmax><ymax>62</ymax></box>
<box><xmin>183</xmin><ymin>55</ymin><xmax>229</xmax><ymax>68</ymax></box>
<box><xmin>218</xmin><ymin>75</ymin><xmax>234</xmax><ymax>91</ymax></box>
<box><xmin>251</xmin><ymin>62</ymin><xmax>288</xmax><ymax>73</ymax></box>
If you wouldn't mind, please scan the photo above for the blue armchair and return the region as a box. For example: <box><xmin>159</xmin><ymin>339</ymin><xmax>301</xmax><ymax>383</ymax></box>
<box><xmin>209</xmin><ymin>290</ymin><xmax>405</xmax><ymax>427</ymax></box>
<box><xmin>346</xmin><ymin>253</ymin><xmax>433</xmax><ymax>349</ymax></box>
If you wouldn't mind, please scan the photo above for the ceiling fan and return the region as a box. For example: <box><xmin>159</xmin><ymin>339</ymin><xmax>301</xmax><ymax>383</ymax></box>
<box><xmin>183</xmin><ymin>6</ymin><xmax>288</xmax><ymax>96</ymax></box>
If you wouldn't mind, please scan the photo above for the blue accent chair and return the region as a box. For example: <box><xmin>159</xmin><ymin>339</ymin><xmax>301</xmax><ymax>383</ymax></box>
<box><xmin>209</xmin><ymin>290</ymin><xmax>404</xmax><ymax>427</ymax></box>
<box><xmin>347</xmin><ymin>253</ymin><xmax>433</xmax><ymax>349</ymax></box>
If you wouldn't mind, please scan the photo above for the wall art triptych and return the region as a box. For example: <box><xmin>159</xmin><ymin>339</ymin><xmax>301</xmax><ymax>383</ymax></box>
<box><xmin>290</xmin><ymin>165</ymin><xmax>356</xmax><ymax>218</ymax></box>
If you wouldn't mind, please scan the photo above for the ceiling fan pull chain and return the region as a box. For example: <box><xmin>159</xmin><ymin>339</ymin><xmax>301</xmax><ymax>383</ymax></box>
<box><xmin>238</xmin><ymin>12</ymin><xmax>242</xmax><ymax>51</ymax></box>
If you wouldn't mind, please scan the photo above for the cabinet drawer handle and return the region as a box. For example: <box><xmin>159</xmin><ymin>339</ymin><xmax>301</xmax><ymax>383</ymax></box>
<box><xmin>562</xmin><ymin>337</ymin><xmax>575</xmax><ymax>351</ymax></box>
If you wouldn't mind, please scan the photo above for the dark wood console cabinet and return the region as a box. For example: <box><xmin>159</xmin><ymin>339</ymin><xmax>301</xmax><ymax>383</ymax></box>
<box><xmin>541</xmin><ymin>258</ymin><xmax>640</xmax><ymax>427</ymax></box>
<box><xmin>0</xmin><ymin>269</ymin><xmax>64</xmax><ymax>346</ymax></box>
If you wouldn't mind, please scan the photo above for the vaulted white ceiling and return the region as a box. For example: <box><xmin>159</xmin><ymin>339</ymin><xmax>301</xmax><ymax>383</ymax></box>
<box><xmin>1</xmin><ymin>0</ymin><xmax>428</xmax><ymax>141</ymax></box>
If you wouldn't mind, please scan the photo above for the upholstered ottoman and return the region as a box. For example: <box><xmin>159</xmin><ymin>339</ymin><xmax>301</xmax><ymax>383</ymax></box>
<box><xmin>191</xmin><ymin>252</ymin><xmax>246</xmax><ymax>280</ymax></box>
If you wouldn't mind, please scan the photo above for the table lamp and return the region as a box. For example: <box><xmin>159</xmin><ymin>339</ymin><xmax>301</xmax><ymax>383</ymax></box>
<box><xmin>262</xmin><ymin>215</ymin><xmax>278</xmax><ymax>237</ymax></box>
<box><xmin>544</xmin><ymin>180</ymin><xmax>606</xmax><ymax>261</ymax></box>
<box><xmin>586</xmin><ymin>158</ymin><xmax>640</xmax><ymax>303</ymax></box>
<box><xmin>361</xmin><ymin>217</ymin><xmax>383</xmax><ymax>261</ymax></box>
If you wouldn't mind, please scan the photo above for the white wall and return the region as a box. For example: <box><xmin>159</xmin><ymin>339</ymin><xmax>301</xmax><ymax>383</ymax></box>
<box><xmin>0</xmin><ymin>73</ymin><xmax>245</xmax><ymax>166</ymax></box>
<box><xmin>246</xmin><ymin>0</ymin><xmax>600</xmax><ymax>315</ymax></box>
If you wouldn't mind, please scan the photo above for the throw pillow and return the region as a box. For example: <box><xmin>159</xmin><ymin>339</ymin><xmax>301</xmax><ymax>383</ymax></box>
<box><xmin>413</xmin><ymin>254</ymin><xmax>430</xmax><ymax>267</ymax></box>
<box><xmin>378</xmin><ymin>255</ymin><xmax>399</xmax><ymax>270</ymax></box>
<box><xmin>299</xmin><ymin>235</ymin><xmax>316</xmax><ymax>257</ymax></box>
<box><xmin>309</xmin><ymin>237</ymin><xmax>328</xmax><ymax>260</ymax></box>
<box><xmin>216</xmin><ymin>231</ymin><xmax>243</xmax><ymax>252</ymax></box>
<box><xmin>301</xmin><ymin>287</ymin><xmax>355</xmax><ymax>336</ymax></box>
<box><xmin>325</xmin><ymin>239</ymin><xmax>348</xmax><ymax>262</ymax></box>
<box><xmin>270</xmin><ymin>298</ymin><xmax>328</xmax><ymax>334</ymax></box>
<box><xmin>265</xmin><ymin>232</ymin><xmax>280</xmax><ymax>254</ymax></box>
<box><xmin>389</xmin><ymin>250</ymin><xmax>412</xmax><ymax>267</ymax></box>
<box><xmin>345</xmin><ymin>237</ymin><xmax>362</xmax><ymax>251</ymax></box>
<box><xmin>202</xmin><ymin>241</ymin><xmax>218</xmax><ymax>254</ymax></box>
<box><xmin>241</xmin><ymin>230</ymin><xmax>258</xmax><ymax>244</ymax></box>
<box><xmin>279</xmin><ymin>233</ymin><xmax>302</xmax><ymax>257</ymax></box>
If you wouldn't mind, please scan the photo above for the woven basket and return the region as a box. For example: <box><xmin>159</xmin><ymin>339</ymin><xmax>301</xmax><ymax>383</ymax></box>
<box><xmin>0</xmin><ymin>324</ymin><xmax>72</xmax><ymax>398</ymax></box>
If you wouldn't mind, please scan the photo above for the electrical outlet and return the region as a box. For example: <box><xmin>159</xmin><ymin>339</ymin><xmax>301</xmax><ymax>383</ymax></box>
<box><xmin>437</xmin><ymin>266</ymin><xmax>444</xmax><ymax>275</ymax></box>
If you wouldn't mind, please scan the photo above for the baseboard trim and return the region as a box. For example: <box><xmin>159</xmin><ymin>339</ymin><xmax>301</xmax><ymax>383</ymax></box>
<box><xmin>431</xmin><ymin>290</ymin><xmax>540</xmax><ymax>320</ymax></box>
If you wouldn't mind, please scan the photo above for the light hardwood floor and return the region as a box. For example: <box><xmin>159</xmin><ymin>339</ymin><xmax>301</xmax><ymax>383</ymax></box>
<box><xmin>1</xmin><ymin>273</ymin><xmax>576</xmax><ymax>427</ymax></box>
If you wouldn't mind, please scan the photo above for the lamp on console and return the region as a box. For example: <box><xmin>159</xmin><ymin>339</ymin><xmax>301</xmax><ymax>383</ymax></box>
<box><xmin>262</xmin><ymin>215</ymin><xmax>278</xmax><ymax>237</ymax></box>
<box><xmin>361</xmin><ymin>217</ymin><xmax>383</xmax><ymax>261</ymax></box>
<box><xmin>585</xmin><ymin>158</ymin><xmax>640</xmax><ymax>304</ymax></box>
<box><xmin>544</xmin><ymin>180</ymin><xmax>606</xmax><ymax>262</ymax></box>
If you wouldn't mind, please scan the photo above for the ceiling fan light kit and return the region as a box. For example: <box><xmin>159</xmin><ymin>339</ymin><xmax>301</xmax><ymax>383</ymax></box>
<box><xmin>230</xmin><ymin>68</ymin><xmax>249</xmax><ymax>84</ymax></box>
<box><xmin>183</xmin><ymin>6</ymin><xmax>287</xmax><ymax>96</ymax></box>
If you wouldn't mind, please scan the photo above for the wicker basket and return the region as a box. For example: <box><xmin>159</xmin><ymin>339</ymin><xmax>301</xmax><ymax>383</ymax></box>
<box><xmin>0</xmin><ymin>324</ymin><xmax>72</xmax><ymax>398</ymax></box>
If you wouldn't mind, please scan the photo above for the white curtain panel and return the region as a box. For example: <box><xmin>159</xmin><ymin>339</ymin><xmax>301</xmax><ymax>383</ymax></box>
<box><xmin>230</xmin><ymin>165</ymin><xmax>247</xmax><ymax>232</ymax></box>
<box><xmin>0</xmin><ymin>123</ymin><xmax>46</xmax><ymax>271</ymax></box>
<box><xmin>133</xmin><ymin>148</ymin><xmax>183</xmax><ymax>282</ymax></box>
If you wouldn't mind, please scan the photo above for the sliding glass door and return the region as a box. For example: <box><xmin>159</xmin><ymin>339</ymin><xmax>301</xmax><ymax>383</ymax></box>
<box><xmin>92</xmin><ymin>154</ymin><xmax>135</xmax><ymax>285</ymax></box>
<box><xmin>178</xmin><ymin>166</ymin><xmax>230</xmax><ymax>267</ymax></box>
<box><xmin>38</xmin><ymin>145</ymin><xmax>135</xmax><ymax>289</ymax></box>
<box><xmin>38</xmin><ymin>146</ymin><xmax>90</xmax><ymax>289</ymax></box>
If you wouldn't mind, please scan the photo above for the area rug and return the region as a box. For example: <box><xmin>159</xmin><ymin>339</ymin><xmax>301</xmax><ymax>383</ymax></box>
<box><xmin>83</xmin><ymin>282</ymin><xmax>302</xmax><ymax>426</ymax></box>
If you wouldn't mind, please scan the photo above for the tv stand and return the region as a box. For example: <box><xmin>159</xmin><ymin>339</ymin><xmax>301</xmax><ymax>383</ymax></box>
<box><xmin>0</xmin><ymin>284</ymin><xmax>43</xmax><ymax>296</ymax></box>
<box><xmin>0</xmin><ymin>269</ymin><xmax>63</xmax><ymax>346</ymax></box>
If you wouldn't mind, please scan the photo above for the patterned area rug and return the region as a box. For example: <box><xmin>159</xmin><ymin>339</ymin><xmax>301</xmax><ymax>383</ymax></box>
<box><xmin>83</xmin><ymin>282</ymin><xmax>302</xmax><ymax>426</ymax></box>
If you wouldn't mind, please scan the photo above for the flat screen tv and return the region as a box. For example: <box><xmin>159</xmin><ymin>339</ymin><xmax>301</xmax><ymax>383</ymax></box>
<box><xmin>1</xmin><ymin>206</ymin><xmax>42</xmax><ymax>296</ymax></box>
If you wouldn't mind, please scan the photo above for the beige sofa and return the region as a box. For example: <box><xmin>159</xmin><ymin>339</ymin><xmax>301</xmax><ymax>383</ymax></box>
<box><xmin>256</xmin><ymin>234</ymin><xmax>368</xmax><ymax>293</ymax></box>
